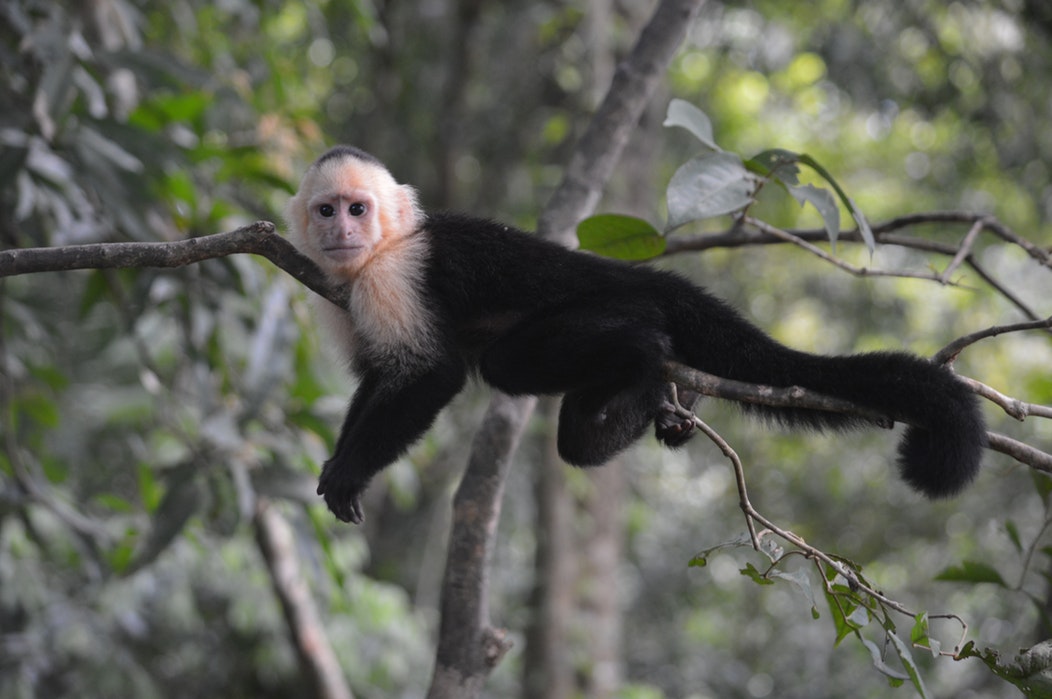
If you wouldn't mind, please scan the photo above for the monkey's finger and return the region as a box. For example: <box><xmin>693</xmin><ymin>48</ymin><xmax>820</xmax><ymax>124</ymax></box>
<box><xmin>349</xmin><ymin>498</ymin><xmax>365</xmax><ymax>525</ymax></box>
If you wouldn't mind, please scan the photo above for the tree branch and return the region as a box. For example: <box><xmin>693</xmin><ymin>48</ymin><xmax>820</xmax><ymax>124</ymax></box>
<box><xmin>5</xmin><ymin>220</ymin><xmax>1049</xmax><ymax>478</ymax></box>
<box><xmin>427</xmin><ymin>394</ymin><xmax>536</xmax><ymax>699</ymax></box>
<box><xmin>254</xmin><ymin>500</ymin><xmax>354</xmax><ymax>699</ymax></box>
<box><xmin>666</xmin><ymin>212</ymin><xmax>1049</xmax><ymax>323</ymax></box>
<box><xmin>0</xmin><ymin>222</ymin><xmax>350</xmax><ymax>310</ymax></box>
<box><xmin>666</xmin><ymin>361</ymin><xmax>1052</xmax><ymax>475</ymax></box>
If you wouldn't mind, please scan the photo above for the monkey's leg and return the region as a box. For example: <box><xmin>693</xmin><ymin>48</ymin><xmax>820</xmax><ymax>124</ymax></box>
<box><xmin>479</xmin><ymin>302</ymin><xmax>673</xmax><ymax>464</ymax></box>
<box><xmin>557</xmin><ymin>380</ymin><xmax>669</xmax><ymax>466</ymax></box>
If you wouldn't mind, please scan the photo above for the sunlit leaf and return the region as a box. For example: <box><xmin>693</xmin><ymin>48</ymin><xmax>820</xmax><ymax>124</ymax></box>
<box><xmin>663</xmin><ymin>99</ymin><xmax>720</xmax><ymax>151</ymax></box>
<box><xmin>666</xmin><ymin>152</ymin><xmax>754</xmax><ymax>230</ymax></box>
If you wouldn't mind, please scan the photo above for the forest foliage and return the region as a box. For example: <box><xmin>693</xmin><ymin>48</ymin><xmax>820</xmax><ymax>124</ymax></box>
<box><xmin>2</xmin><ymin>1</ymin><xmax>1052</xmax><ymax>698</ymax></box>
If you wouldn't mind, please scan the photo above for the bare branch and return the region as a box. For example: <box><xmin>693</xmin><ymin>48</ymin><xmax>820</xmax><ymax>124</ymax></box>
<box><xmin>427</xmin><ymin>394</ymin><xmax>535</xmax><ymax>699</ymax></box>
<box><xmin>667</xmin><ymin>212</ymin><xmax>1050</xmax><ymax>322</ymax></box>
<box><xmin>665</xmin><ymin>362</ymin><xmax>892</xmax><ymax>427</ymax></box>
<box><xmin>742</xmin><ymin>216</ymin><xmax>959</xmax><ymax>284</ymax></box>
<box><xmin>987</xmin><ymin>433</ymin><xmax>1052</xmax><ymax>474</ymax></box>
<box><xmin>667</xmin><ymin>361</ymin><xmax>1052</xmax><ymax>475</ymax></box>
<box><xmin>957</xmin><ymin>376</ymin><xmax>1050</xmax><ymax>421</ymax></box>
<box><xmin>938</xmin><ymin>217</ymin><xmax>985</xmax><ymax>282</ymax></box>
<box><xmin>254</xmin><ymin>500</ymin><xmax>354</xmax><ymax>699</ymax></box>
<box><xmin>934</xmin><ymin>316</ymin><xmax>1052</xmax><ymax>364</ymax></box>
<box><xmin>694</xmin><ymin>413</ymin><xmax>971</xmax><ymax>654</ymax></box>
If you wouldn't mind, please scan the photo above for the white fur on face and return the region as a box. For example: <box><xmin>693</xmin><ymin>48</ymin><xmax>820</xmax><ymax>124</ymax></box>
<box><xmin>286</xmin><ymin>154</ymin><xmax>435</xmax><ymax>365</ymax></box>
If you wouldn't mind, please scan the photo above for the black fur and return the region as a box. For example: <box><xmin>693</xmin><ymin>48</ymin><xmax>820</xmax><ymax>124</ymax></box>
<box><xmin>316</xmin><ymin>211</ymin><xmax>986</xmax><ymax>523</ymax></box>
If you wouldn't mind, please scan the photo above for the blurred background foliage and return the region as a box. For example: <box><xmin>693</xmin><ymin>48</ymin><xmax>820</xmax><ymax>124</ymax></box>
<box><xmin>1</xmin><ymin>0</ymin><xmax>1050</xmax><ymax>697</ymax></box>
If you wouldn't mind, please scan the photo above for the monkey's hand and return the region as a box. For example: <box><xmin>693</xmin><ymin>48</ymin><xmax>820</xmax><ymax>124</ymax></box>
<box><xmin>316</xmin><ymin>459</ymin><xmax>367</xmax><ymax>524</ymax></box>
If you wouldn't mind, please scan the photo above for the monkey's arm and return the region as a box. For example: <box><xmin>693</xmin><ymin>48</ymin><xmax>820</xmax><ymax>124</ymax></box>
<box><xmin>318</xmin><ymin>357</ymin><xmax>467</xmax><ymax>523</ymax></box>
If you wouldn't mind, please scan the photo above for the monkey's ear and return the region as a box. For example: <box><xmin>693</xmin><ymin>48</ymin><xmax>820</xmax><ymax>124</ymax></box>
<box><xmin>284</xmin><ymin>194</ymin><xmax>309</xmax><ymax>240</ymax></box>
<box><xmin>396</xmin><ymin>184</ymin><xmax>423</xmax><ymax>229</ymax></box>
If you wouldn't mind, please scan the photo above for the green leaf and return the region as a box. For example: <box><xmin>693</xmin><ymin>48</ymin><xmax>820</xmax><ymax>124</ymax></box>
<box><xmin>26</xmin><ymin>363</ymin><xmax>69</xmax><ymax>391</ymax></box>
<box><xmin>910</xmin><ymin>612</ymin><xmax>941</xmax><ymax>657</ymax></box>
<box><xmin>18</xmin><ymin>392</ymin><xmax>60</xmax><ymax>429</ymax></box>
<box><xmin>740</xmin><ymin>562</ymin><xmax>775</xmax><ymax>586</ymax></box>
<box><xmin>128</xmin><ymin>470</ymin><xmax>205</xmax><ymax>573</ymax></box>
<box><xmin>787</xmin><ymin>183</ymin><xmax>841</xmax><ymax>245</ymax></box>
<box><xmin>690</xmin><ymin>532</ymin><xmax>757</xmax><ymax>566</ymax></box>
<box><xmin>1005</xmin><ymin>519</ymin><xmax>1023</xmax><ymax>553</ymax></box>
<box><xmin>108</xmin><ymin>528</ymin><xmax>139</xmax><ymax>574</ymax></box>
<box><xmin>666</xmin><ymin>152</ymin><xmax>754</xmax><ymax>230</ymax></box>
<box><xmin>78</xmin><ymin>270</ymin><xmax>110</xmax><ymax>318</ymax></box>
<box><xmin>746</xmin><ymin>148</ymin><xmax>802</xmax><ymax>185</ymax></box>
<box><xmin>41</xmin><ymin>455</ymin><xmax>68</xmax><ymax>484</ymax></box>
<box><xmin>795</xmin><ymin>153</ymin><xmax>876</xmax><ymax>253</ymax></box>
<box><xmin>576</xmin><ymin>214</ymin><xmax>666</xmax><ymax>260</ymax></box>
<box><xmin>93</xmin><ymin>493</ymin><xmax>135</xmax><ymax>513</ymax></box>
<box><xmin>887</xmin><ymin>631</ymin><xmax>931</xmax><ymax>697</ymax></box>
<box><xmin>138</xmin><ymin>462</ymin><xmax>162</xmax><ymax>513</ymax></box>
<box><xmin>1032</xmin><ymin>471</ymin><xmax>1052</xmax><ymax>507</ymax></box>
<box><xmin>663</xmin><ymin>99</ymin><xmax>720</xmax><ymax>151</ymax></box>
<box><xmin>846</xmin><ymin>196</ymin><xmax>876</xmax><ymax>251</ymax></box>
<box><xmin>860</xmin><ymin>637</ymin><xmax>910</xmax><ymax>685</ymax></box>
<box><xmin>962</xmin><ymin>640</ymin><xmax>1052</xmax><ymax>695</ymax></box>
<box><xmin>934</xmin><ymin>560</ymin><xmax>1008</xmax><ymax>586</ymax></box>
<box><xmin>768</xmin><ymin>567</ymin><xmax>819</xmax><ymax>612</ymax></box>
<box><xmin>910</xmin><ymin>612</ymin><xmax>930</xmax><ymax>645</ymax></box>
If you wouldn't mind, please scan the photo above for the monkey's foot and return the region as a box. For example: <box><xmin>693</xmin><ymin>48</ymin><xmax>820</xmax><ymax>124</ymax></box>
<box><xmin>317</xmin><ymin>460</ymin><xmax>366</xmax><ymax>524</ymax></box>
<box><xmin>655</xmin><ymin>400</ymin><xmax>696</xmax><ymax>448</ymax></box>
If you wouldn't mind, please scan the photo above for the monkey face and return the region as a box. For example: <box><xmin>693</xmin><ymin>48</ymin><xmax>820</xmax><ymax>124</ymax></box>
<box><xmin>286</xmin><ymin>154</ymin><xmax>422</xmax><ymax>282</ymax></box>
<box><xmin>306</xmin><ymin>188</ymin><xmax>381</xmax><ymax>273</ymax></box>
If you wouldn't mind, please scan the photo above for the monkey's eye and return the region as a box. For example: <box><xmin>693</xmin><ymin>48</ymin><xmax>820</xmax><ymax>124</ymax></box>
<box><xmin>349</xmin><ymin>202</ymin><xmax>367</xmax><ymax>217</ymax></box>
<box><xmin>318</xmin><ymin>204</ymin><xmax>335</xmax><ymax>218</ymax></box>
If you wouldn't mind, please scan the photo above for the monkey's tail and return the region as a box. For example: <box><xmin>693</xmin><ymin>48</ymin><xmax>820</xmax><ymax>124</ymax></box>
<box><xmin>670</xmin><ymin>295</ymin><xmax>985</xmax><ymax>497</ymax></box>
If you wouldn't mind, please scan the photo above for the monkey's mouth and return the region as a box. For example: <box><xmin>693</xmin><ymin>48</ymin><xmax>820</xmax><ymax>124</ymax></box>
<box><xmin>322</xmin><ymin>245</ymin><xmax>365</xmax><ymax>259</ymax></box>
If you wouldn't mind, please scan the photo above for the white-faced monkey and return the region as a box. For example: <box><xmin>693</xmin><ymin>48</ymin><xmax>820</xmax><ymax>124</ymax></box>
<box><xmin>286</xmin><ymin>145</ymin><xmax>985</xmax><ymax>524</ymax></box>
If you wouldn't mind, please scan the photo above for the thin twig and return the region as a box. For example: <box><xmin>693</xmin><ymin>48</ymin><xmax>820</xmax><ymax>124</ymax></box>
<box><xmin>692</xmin><ymin>410</ymin><xmax>970</xmax><ymax>653</ymax></box>
<box><xmin>743</xmin><ymin>216</ymin><xmax>967</xmax><ymax>284</ymax></box>
<box><xmin>939</xmin><ymin>217</ymin><xmax>986</xmax><ymax>282</ymax></box>
<box><xmin>666</xmin><ymin>212</ymin><xmax>1049</xmax><ymax>322</ymax></box>
<box><xmin>934</xmin><ymin>316</ymin><xmax>1052</xmax><ymax>365</ymax></box>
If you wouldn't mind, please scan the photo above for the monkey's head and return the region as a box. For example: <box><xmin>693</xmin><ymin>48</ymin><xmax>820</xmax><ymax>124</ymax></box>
<box><xmin>286</xmin><ymin>146</ymin><xmax>423</xmax><ymax>280</ymax></box>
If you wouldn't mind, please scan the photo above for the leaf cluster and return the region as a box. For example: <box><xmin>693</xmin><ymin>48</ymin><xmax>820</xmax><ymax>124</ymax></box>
<box><xmin>577</xmin><ymin>100</ymin><xmax>874</xmax><ymax>259</ymax></box>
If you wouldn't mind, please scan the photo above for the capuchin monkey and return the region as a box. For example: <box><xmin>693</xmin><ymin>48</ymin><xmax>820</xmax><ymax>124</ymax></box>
<box><xmin>286</xmin><ymin>145</ymin><xmax>985</xmax><ymax>524</ymax></box>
